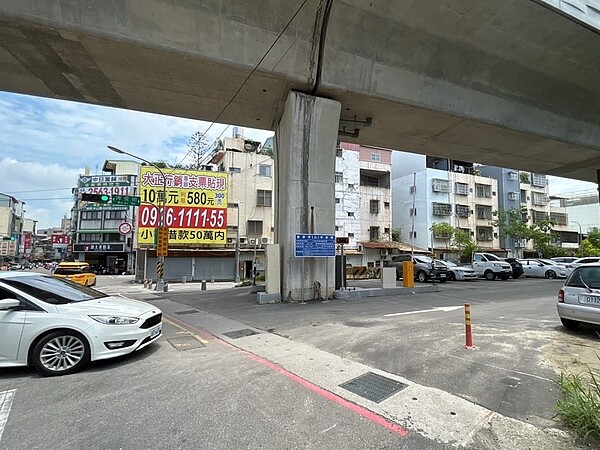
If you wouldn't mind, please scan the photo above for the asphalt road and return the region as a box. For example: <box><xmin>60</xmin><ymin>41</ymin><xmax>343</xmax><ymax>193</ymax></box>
<box><xmin>1</xmin><ymin>274</ymin><xmax>594</xmax><ymax>449</ymax></box>
<box><xmin>161</xmin><ymin>277</ymin><xmax>596</xmax><ymax>429</ymax></box>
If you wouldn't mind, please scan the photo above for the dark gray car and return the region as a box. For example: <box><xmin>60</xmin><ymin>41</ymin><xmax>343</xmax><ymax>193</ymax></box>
<box><xmin>389</xmin><ymin>254</ymin><xmax>449</xmax><ymax>283</ymax></box>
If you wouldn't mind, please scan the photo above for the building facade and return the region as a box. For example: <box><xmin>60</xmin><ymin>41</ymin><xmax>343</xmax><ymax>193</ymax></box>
<box><xmin>0</xmin><ymin>193</ymin><xmax>25</xmax><ymax>260</ymax></box>
<box><xmin>335</xmin><ymin>143</ymin><xmax>392</xmax><ymax>267</ymax></box>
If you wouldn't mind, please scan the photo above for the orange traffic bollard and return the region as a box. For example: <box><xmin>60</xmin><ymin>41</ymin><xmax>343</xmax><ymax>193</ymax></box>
<box><xmin>464</xmin><ymin>303</ymin><xmax>475</xmax><ymax>350</ymax></box>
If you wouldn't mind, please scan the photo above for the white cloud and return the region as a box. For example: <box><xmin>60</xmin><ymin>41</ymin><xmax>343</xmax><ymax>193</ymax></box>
<box><xmin>547</xmin><ymin>176</ymin><xmax>597</xmax><ymax>196</ymax></box>
<box><xmin>0</xmin><ymin>91</ymin><xmax>273</xmax><ymax>229</ymax></box>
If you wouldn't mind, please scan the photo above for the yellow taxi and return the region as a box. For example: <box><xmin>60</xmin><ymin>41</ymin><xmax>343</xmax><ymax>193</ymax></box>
<box><xmin>53</xmin><ymin>262</ymin><xmax>97</xmax><ymax>287</ymax></box>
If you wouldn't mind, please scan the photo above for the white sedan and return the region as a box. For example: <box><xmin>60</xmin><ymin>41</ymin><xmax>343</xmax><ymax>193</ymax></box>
<box><xmin>519</xmin><ymin>259</ymin><xmax>566</xmax><ymax>279</ymax></box>
<box><xmin>437</xmin><ymin>260</ymin><xmax>477</xmax><ymax>281</ymax></box>
<box><xmin>0</xmin><ymin>272</ymin><xmax>162</xmax><ymax>376</ymax></box>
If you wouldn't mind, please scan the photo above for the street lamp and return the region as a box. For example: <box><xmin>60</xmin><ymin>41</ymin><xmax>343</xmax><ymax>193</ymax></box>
<box><xmin>108</xmin><ymin>145</ymin><xmax>167</xmax><ymax>291</ymax></box>
<box><xmin>228</xmin><ymin>202</ymin><xmax>241</xmax><ymax>283</ymax></box>
<box><xmin>571</xmin><ymin>221</ymin><xmax>583</xmax><ymax>257</ymax></box>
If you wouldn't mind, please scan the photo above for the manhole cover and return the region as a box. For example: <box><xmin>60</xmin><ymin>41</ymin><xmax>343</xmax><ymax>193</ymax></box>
<box><xmin>340</xmin><ymin>372</ymin><xmax>408</xmax><ymax>403</ymax></box>
<box><xmin>222</xmin><ymin>329</ymin><xmax>259</xmax><ymax>339</ymax></box>
<box><xmin>167</xmin><ymin>336</ymin><xmax>205</xmax><ymax>351</ymax></box>
<box><xmin>174</xmin><ymin>309</ymin><xmax>199</xmax><ymax>315</ymax></box>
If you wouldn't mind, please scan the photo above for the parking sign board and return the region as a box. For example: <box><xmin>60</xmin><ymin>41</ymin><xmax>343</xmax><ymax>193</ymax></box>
<box><xmin>295</xmin><ymin>234</ymin><xmax>335</xmax><ymax>257</ymax></box>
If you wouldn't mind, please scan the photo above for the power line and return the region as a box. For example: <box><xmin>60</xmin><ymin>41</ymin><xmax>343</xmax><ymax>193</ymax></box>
<box><xmin>4</xmin><ymin>187</ymin><xmax>73</xmax><ymax>194</ymax></box>
<box><xmin>173</xmin><ymin>0</ymin><xmax>310</xmax><ymax>168</ymax></box>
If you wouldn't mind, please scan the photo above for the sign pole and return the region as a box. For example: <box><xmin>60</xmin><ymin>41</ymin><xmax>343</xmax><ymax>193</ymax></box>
<box><xmin>300</xmin><ymin>257</ymin><xmax>305</xmax><ymax>304</ymax></box>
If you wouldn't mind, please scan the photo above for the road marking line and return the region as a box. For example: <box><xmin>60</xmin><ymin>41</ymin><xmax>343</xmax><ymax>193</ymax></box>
<box><xmin>385</xmin><ymin>305</ymin><xmax>463</xmax><ymax>317</ymax></box>
<box><xmin>447</xmin><ymin>355</ymin><xmax>554</xmax><ymax>382</ymax></box>
<box><xmin>162</xmin><ymin>317</ymin><xmax>209</xmax><ymax>344</ymax></box>
<box><xmin>0</xmin><ymin>389</ymin><xmax>16</xmax><ymax>442</ymax></box>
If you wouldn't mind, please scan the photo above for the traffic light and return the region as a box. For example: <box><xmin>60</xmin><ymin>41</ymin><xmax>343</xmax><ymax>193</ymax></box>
<box><xmin>81</xmin><ymin>193</ymin><xmax>111</xmax><ymax>203</ymax></box>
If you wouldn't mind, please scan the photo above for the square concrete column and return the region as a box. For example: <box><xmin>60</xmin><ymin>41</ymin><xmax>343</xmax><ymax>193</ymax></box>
<box><xmin>275</xmin><ymin>92</ymin><xmax>341</xmax><ymax>301</ymax></box>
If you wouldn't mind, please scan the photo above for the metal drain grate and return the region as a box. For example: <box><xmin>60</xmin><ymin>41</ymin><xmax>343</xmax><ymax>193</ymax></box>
<box><xmin>222</xmin><ymin>329</ymin><xmax>259</xmax><ymax>339</ymax></box>
<box><xmin>174</xmin><ymin>309</ymin><xmax>199</xmax><ymax>315</ymax></box>
<box><xmin>339</xmin><ymin>372</ymin><xmax>407</xmax><ymax>403</ymax></box>
<box><xmin>167</xmin><ymin>336</ymin><xmax>205</xmax><ymax>351</ymax></box>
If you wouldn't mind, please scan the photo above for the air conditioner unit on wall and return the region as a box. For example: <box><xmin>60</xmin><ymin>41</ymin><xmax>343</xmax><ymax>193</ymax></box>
<box><xmin>249</xmin><ymin>238</ymin><xmax>257</xmax><ymax>245</ymax></box>
<box><xmin>261</xmin><ymin>237</ymin><xmax>269</xmax><ymax>244</ymax></box>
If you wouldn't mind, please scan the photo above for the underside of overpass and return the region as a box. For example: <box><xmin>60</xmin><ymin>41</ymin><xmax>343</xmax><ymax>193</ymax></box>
<box><xmin>2</xmin><ymin>1</ymin><xmax>600</xmax><ymax>182</ymax></box>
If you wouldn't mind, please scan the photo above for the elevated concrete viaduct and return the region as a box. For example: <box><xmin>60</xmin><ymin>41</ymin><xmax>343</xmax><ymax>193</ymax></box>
<box><xmin>1</xmin><ymin>0</ymin><xmax>600</xmax><ymax>299</ymax></box>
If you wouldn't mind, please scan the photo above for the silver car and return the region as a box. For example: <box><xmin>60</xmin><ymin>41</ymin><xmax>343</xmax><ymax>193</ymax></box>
<box><xmin>564</xmin><ymin>256</ymin><xmax>600</xmax><ymax>276</ymax></box>
<box><xmin>520</xmin><ymin>259</ymin><xmax>566</xmax><ymax>279</ymax></box>
<box><xmin>558</xmin><ymin>263</ymin><xmax>600</xmax><ymax>329</ymax></box>
<box><xmin>437</xmin><ymin>260</ymin><xmax>477</xmax><ymax>281</ymax></box>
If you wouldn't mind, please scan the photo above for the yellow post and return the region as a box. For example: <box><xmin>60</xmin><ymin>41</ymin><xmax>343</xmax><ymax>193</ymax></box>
<box><xmin>402</xmin><ymin>261</ymin><xmax>414</xmax><ymax>287</ymax></box>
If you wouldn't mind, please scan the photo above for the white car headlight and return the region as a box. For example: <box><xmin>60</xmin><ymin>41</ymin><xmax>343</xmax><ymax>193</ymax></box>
<box><xmin>89</xmin><ymin>315</ymin><xmax>139</xmax><ymax>325</ymax></box>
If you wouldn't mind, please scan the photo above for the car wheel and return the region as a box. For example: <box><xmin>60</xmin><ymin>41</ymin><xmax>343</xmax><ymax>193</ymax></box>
<box><xmin>484</xmin><ymin>270</ymin><xmax>496</xmax><ymax>281</ymax></box>
<box><xmin>560</xmin><ymin>318</ymin><xmax>580</xmax><ymax>330</ymax></box>
<box><xmin>416</xmin><ymin>271</ymin><xmax>428</xmax><ymax>283</ymax></box>
<box><xmin>32</xmin><ymin>331</ymin><xmax>90</xmax><ymax>376</ymax></box>
<box><xmin>545</xmin><ymin>270</ymin><xmax>557</xmax><ymax>279</ymax></box>
<box><xmin>499</xmin><ymin>275</ymin><xmax>510</xmax><ymax>280</ymax></box>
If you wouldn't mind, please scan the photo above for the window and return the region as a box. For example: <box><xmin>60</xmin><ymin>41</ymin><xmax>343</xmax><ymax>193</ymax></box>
<box><xmin>532</xmin><ymin>210</ymin><xmax>548</xmax><ymax>224</ymax></box>
<box><xmin>508</xmin><ymin>192</ymin><xmax>519</xmax><ymax>201</ymax></box>
<box><xmin>531</xmin><ymin>173</ymin><xmax>547</xmax><ymax>187</ymax></box>
<box><xmin>79</xmin><ymin>233</ymin><xmax>102</xmax><ymax>242</ymax></box>
<box><xmin>104</xmin><ymin>234</ymin><xmax>124</xmax><ymax>242</ymax></box>
<box><xmin>370</xmin><ymin>200</ymin><xmax>380</xmax><ymax>214</ymax></box>
<box><xmin>257</xmin><ymin>190</ymin><xmax>272</xmax><ymax>207</ymax></box>
<box><xmin>432</xmin><ymin>179</ymin><xmax>451</xmax><ymax>193</ymax></box>
<box><xmin>456</xmin><ymin>204</ymin><xmax>470</xmax><ymax>217</ymax></box>
<box><xmin>384</xmin><ymin>227</ymin><xmax>390</xmax><ymax>234</ymax></box>
<box><xmin>476</xmin><ymin>227</ymin><xmax>493</xmax><ymax>241</ymax></box>
<box><xmin>384</xmin><ymin>201</ymin><xmax>390</xmax><ymax>209</ymax></box>
<box><xmin>335</xmin><ymin>198</ymin><xmax>340</xmax><ymax>204</ymax></box>
<box><xmin>247</xmin><ymin>220</ymin><xmax>263</xmax><ymax>235</ymax></box>
<box><xmin>371</xmin><ymin>152</ymin><xmax>381</xmax><ymax>162</ymax></box>
<box><xmin>347</xmin><ymin>212</ymin><xmax>355</xmax><ymax>218</ymax></box>
<box><xmin>335</xmin><ymin>226</ymin><xmax>340</xmax><ymax>231</ymax></box>
<box><xmin>455</xmin><ymin>182</ymin><xmax>469</xmax><ymax>195</ymax></box>
<box><xmin>335</xmin><ymin>172</ymin><xmax>343</xmax><ymax>183</ymax></box>
<box><xmin>550</xmin><ymin>213</ymin><xmax>567</xmax><ymax>226</ymax></box>
<box><xmin>370</xmin><ymin>226</ymin><xmax>380</xmax><ymax>241</ymax></box>
<box><xmin>360</xmin><ymin>174</ymin><xmax>379</xmax><ymax>187</ymax></box>
<box><xmin>259</xmin><ymin>164</ymin><xmax>271</xmax><ymax>177</ymax></box>
<box><xmin>476</xmin><ymin>205</ymin><xmax>492</xmax><ymax>220</ymax></box>
<box><xmin>229</xmin><ymin>167</ymin><xmax>241</xmax><ymax>174</ymax></box>
<box><xmin>475</xmin><ymin>184</ymin><xmax>491</xmax><ymax>198</ymax></box>
<box><xmin>507</xmin><ymin>171</ymin><xmax>518</xmax><ymax>181</ymax></box>
<box><xmin>81</xmin><ymin>211</ymin><xmax>102</xmax><ymax>220</ymax></box>
<box><xmin>532</xmin><ymin>192</ymin><xmax>547</xmax><ymax>206</ymax></box>
<box><xmin>348</xmin><ymin>233</ymin><xmax>354</xmax><ymax>238</ymax></box>
<box><xmin>432</xmin><ymin>202</ymin><xmax>452</xmax><ymax>216</ymax></box>
<box><xmin>336</xmin><ymin>148</ymin><xmax>343</xmax><ymax>157</ymax></box>
<box><xmin>104</xmin><ymin>210</ymin><xmax>126</xmax><ymax>220</ymax></box>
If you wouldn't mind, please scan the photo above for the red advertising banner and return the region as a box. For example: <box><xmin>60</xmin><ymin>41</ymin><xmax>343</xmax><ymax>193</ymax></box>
<box><xmin>51</xmin><ymin>234</ymin><xmax>71</xmax><ymax>245</ymax></box>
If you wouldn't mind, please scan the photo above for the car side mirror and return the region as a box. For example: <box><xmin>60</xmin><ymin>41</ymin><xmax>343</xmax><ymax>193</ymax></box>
<box><xmin>0</xmin><ymin>298</ymin><xmax>21</xmax><ymax>310</ymax></box>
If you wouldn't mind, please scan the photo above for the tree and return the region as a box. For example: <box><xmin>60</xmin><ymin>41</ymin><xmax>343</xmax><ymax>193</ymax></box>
<box><xmin>391</xmin><ymin>228</ymin><xmax>402</xmax><ymax>242</ymax></box>
<box><xmin>581</xmin><ymin>228</ymin><xmax>600</xmax><ymax>256</ymax></box>
<box><xmin>185</xmin><ymin>131</ymin><xmax>212</xmax><ymax>170</ymax></box>
<box><xmin>430</xmin><ymin>222</ymin><xmax>453</xmax><ymax>249</ymax></box>
<box><xmin>453</xmin><ymin>228</ymin><xmax>481</xmax><ymax>263</ymax></box>
<box><xmin>529</xmin><ymin>219</ymin><xmax>559</xmax><ymax>258</ymax></box>
<box><xmin>492</xmin><ymin>208</ymin><xmax>530</xmax><ymax>257</ymax></box>
<box><xmin>519</xmin><ymin>171</ymin><xmax>530</xmax><ymax>183</ymax></box>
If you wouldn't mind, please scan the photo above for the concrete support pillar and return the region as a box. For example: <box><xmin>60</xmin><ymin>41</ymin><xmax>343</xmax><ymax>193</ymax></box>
<box><xmin>274</xmin><ymin>91</ymin><xmax>341</xmax><ymax>301</ymax></box>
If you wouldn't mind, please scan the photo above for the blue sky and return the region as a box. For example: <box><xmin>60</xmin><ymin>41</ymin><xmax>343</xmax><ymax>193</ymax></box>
<box><xmin>0</xmin><ymin>91</ymin><xmax>597</xmax><ymax>230</ymax></box>
<box><xmin>0</xmin><ymin>91</ymin><xmax>274</xmax><ymax>229</ymax></box>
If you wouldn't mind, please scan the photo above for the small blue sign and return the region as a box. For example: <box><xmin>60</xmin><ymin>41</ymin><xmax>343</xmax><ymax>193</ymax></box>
<box><xmin>295</xmin><ymin>234</ymin><xmax>335</xmax><ymax>257</ymax></box>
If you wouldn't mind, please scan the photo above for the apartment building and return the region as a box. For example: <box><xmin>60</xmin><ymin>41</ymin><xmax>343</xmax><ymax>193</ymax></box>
<box><xmin>336</xmin><ymin>142</ymin><xmax>392</xmax><ymax>267</ymax></box>
<box><xmin>0</xmin><ymin>192</ymin><xmax>25</xmax><ymax>259</ymax></box>
<box><xmin>556</xmin><ymin>189</ymin><xmax>600</xmax><ymax>236</ymax></box>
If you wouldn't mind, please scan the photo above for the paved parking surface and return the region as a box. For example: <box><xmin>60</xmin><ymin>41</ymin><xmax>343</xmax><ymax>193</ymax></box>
<box><xmin>0</xmin><ymin>275</ymin><xmax>593</xmax><ymax>449</ymax></box>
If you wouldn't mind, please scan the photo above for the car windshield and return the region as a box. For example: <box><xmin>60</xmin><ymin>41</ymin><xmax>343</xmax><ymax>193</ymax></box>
<box><xmin>443</xmin><ymin>261</ymin><xmax>457</xmax><ymax>267</ymax></box>
<box><xmin>2</xmin><ymin>275</ymin><xmax>107</xmax><ymax>304</ymax></box>
<box><xmin>566</xmin><ymin>267</ymin><xmax>600</xmax><ymax>289</ymax></box>
<box><xmin>538</xmin><ymin>259</ymin><xmax>558</xmax><ymax>266</ymax></box>
<box><xmin>414</xmin><ymin>256</ymin><xmax>432</xmax><ymax>264</ymax></box>
<box><xmin>484</xmin><ymin>254</ymin><xmax>502</xmax><ymax>261</ymax></box>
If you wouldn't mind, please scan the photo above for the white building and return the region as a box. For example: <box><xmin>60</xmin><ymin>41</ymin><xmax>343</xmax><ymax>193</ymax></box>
<box><xmin>392</xmin><ymin>166</ymin><xmax>501</xmax><ymax>255</ymax></box>
<box><xmin>336</xmin><ymin>142</ymin><xmax>392</xmax><ymax>267</ymax></box>
<box><xmin>556</xmin><ymin>189</ymin><xmax>600</xmax><ymax>236</ymax></box>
